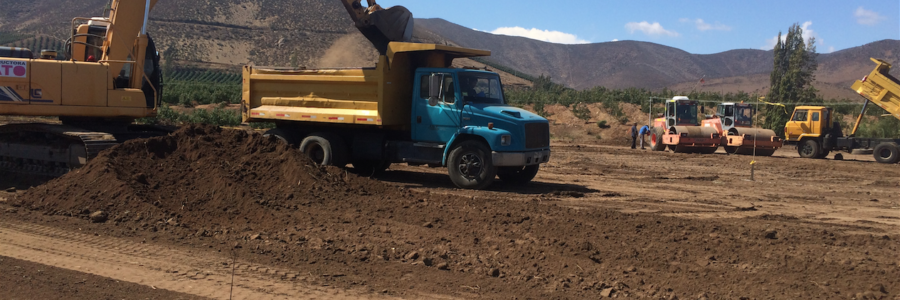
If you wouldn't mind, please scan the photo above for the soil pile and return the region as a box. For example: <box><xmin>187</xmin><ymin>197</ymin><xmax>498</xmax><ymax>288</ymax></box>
<box><xmin>20</xmin><ymin>124</ymin><xmax>389</xmax><ymax>230</ymax></box>
<box><xmin>14</xmin><ymin>124</ymin><xmax>900</xmax><ymax>299</ymax></box>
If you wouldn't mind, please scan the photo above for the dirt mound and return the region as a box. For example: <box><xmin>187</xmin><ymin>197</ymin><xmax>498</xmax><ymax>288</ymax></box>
<box><xmin>20</xmin><ymin>124</ymin><xmax>389</xmax><ymax>230</ymax></box>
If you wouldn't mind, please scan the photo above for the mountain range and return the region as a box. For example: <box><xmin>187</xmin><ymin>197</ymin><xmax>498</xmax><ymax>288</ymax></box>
<box><xmin>414</xmin><ymin>18</ymin><xmax>899</xmax><ymax>99</ymax></box>
<box><xmin>1</xmin><ymin>1</ymin><xmax>897</xmax><ymax>99</ymax></box>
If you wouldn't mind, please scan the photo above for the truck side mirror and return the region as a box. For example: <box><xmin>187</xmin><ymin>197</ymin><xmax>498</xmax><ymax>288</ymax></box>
<box><xmin>428</xmin><ymin>74</ymin><xmax>443</xmax><ymax>106</ymax></box>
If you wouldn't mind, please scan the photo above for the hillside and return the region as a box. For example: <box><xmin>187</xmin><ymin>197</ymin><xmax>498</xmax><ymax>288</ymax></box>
<box><xmin>0</xmin><ymin>0</ymin><xmax>355</xmax><ymax>69</ymax></box>
<box><xmin>415</xmin><ymin>18</ymin><xmax>899</xmax><ymax>98</ymax></box>
<box><xmin>2</xmin><ymin>2</ymin><xmax>897</xmax><ymax>99</ymax></box>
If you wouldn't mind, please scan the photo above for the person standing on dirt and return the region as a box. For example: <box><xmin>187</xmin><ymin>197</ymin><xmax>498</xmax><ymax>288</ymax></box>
<box><xmin>638</xmin><ymin>124</ymin><xmax>650</xmax><ymax>149</ymax></box>
<box><xmin>630</xmin><ymin>123</ymin><xmax>638</xmax><ymax>149</ymax></box>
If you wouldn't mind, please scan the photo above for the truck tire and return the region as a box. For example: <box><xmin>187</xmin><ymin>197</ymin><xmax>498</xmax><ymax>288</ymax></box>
<box><xmin>447</xmin><ymin>140</ymin><xmax>497</xmax><ymax>189</ymax></box>
<box><xmin>263</xmin><ymin>128</ymin><xmax>296</xmax><ymax>146</ymax></box>
<box><xmin>649</xmin><ymin>128</ymin><xmax>666</xmax><ymax>151</ymax></box>
<box><xmin>299</xmin><ymin>133</ymin><xmax>348</xmax><ymax>167</ymax></box>
<box><xmin>798</xmin><ymin>139</ymin><xmax>821</xmax><ymax>159</ymax></box>
<box><xmin>497</xmin><ymin>165</ymin><xmax>540</xmax><ymax>184</ymax></box>
<box><xmin>351</xmin><ymin>160</ymin><xmax>391</xmax><ymax>176</ymax></box>
<box><xmin>873</xmin><ymin>142</ymin><xmax>900</xmax><ymax>164</ymax></box>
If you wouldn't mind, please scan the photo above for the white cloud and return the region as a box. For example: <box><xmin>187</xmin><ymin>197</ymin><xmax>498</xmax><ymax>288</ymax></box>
<box><xmin>855</xmin><ymin>7</ymin><xmax>885</xmax><ymax>25</ymax></box>
<box><xmin>489</xmin><ymin>27</ymin><xmax>590</xmax><ymax>44</ymax></box>
<box><xmin>625</xmin><ymin>21</ymin><xmax>680</xmax><ymax>37</ymax></box>
<box><xmin>680</xmin><ymin>18</ymin><xmax>731</xmax><ymax>31</ymax></box>
<box><xmin>761</xmin><ymin>21</ymin><xmax>829</xmax><ymax>52</ymax></box>
<box><xmin>611</xmin><ymin>39</ymin><xmax>619</xmax><ymax>42</ymax></box>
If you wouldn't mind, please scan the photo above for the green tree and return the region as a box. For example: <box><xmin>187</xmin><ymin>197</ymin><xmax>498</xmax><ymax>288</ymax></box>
<box><xmin>764</xmin><ymin>23</ymin><xmax>819</xmax><ymax>135</ymax></box>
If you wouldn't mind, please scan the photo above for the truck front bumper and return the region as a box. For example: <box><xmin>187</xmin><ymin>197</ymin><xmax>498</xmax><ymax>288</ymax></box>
<box><xmin>493</xmin><ymin>149</ymin><xmax>551</xmax><ymax>167</ymax></box>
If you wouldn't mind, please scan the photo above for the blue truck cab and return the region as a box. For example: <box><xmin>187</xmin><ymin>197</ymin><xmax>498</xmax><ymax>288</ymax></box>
<box><xmin>409</xmin><ymin>68</ymin><xmax>551</xmax><ymax>189</ymax></box>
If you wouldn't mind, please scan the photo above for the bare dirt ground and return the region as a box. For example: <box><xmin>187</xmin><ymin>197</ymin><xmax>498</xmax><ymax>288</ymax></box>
<box><xmin>387</xmin><ymin>144</ymin><xmax>900</xmax><ymax>233</ymax></box>
<box><xmin>0</xmin><ymin>126</ymin><xmax>898</xmax><ymax>300</ymax></box>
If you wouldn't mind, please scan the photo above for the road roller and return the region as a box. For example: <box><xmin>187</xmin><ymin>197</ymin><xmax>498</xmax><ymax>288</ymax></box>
<box><xmin>702</xmin><ymin>103</ymin><xmax>782</xmax><ymax>156</ymax></box>
<box><xmin>649</xmin><ymin>96</ymin><xmax>721</xmax><ymax>154</ymax></box>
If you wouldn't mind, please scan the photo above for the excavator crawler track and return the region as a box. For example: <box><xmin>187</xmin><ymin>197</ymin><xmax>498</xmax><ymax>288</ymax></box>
<box><xmin>0</xmin><ymin>123</ymin><xmax>168</xmax><ymax>177</ymax></box>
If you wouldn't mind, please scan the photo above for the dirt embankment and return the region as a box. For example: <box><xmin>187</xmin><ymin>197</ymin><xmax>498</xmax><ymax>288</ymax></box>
<box><xmin>542</xmin><ymin>102</ymin><xmax>649</xmax><ymax>145</ymax></box>
<box><xmin>10</xmin><ymin>125</ymin><xmax>900</xmax><ymax>299</ymax></box>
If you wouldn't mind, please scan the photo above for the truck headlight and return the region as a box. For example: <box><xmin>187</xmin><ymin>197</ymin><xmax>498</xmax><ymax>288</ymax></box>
<box><xmin>500</xmin><ymin>135</ymin><xmax>512</xmax><ymax>146</ymax></box>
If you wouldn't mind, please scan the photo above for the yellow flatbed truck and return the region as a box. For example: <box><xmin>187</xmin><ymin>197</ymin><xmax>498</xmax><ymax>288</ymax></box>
<box><xmin>785</xmin><ymin>58</ymin><xmax>900</xmax><ymax>164</ymax></box>
<box><xmin>242</xmin><ymin>42</ymin><xmax>551</xmax><ymax>189</ymax></box>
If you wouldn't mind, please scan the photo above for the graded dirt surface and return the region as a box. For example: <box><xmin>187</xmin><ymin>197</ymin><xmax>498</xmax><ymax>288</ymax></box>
<box><xmin>0</xmin><ymin>255</ymin><xmax>204</xmax><ymax>300</ymax></box>
<box><xmin>1</xmin><ymin>125</ymin><xmax>899</xmax><ymax>299</ymax></box>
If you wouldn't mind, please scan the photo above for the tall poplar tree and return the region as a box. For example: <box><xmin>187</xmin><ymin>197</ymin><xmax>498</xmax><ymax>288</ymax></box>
<box><xmin>764</xmin><ymin>23</ymin><xmax>819</xmax><ymax>134</ymax></box>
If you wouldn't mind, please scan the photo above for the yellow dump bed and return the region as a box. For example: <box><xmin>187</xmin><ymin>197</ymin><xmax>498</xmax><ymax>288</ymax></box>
<box><xmin>851</xmin><ymin>58</ymin><xmax>900</xmax><ymax>121</ymax></box>
<box><xmin>241</xmin><ymin>42</ymin><xmax>489</xmax><ymax>129</ymax></box>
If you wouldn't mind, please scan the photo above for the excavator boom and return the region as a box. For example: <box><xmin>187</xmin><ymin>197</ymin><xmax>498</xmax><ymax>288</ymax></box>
<box><xmin>339</xmin><ymin>0</ymin><xmax>414</xmax><ymax>54</ymax></box>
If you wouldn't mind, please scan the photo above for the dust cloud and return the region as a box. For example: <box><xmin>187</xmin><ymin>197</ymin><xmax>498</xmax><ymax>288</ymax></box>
<box><xmin>315</xmin><ymin>32</ymin><xmax>379</xmax><ymax>68</ymax></box>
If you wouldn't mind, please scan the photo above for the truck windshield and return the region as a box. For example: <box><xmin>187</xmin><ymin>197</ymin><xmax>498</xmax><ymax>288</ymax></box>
<box><xmin>735</xmin><ymin>106</ymin><xmax>753</xmax><ymax>126</ymax></box>
<box><xmin>676</xmin><ymin>104</ymin><xmax>698</xmax><ymax>125</ymax></box>
<box><xmin>459</xmin><ymin>73</ymin><xmax>504</xmax><ymax>104</ymax></box>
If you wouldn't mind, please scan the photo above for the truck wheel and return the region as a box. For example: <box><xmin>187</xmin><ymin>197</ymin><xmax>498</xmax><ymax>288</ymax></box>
<box><xmin>649</xmin><ymin>128</ymin><xmax>666</xmax><ymax>151</ymax></box>
<box><xmin>798</xmin><ymin>139</ymin><xmax>821</xmax><ymax>159</ymax></box>
<box><xmin>447</xmin><ymin>140</ymin><xmax>497</xmax><ymax>189</ymax></box>
<box><xmin>299</xmin><ymin>133</ymin><xmax>348</xmax><ymax>167</ymax></box>
<box><xmin>497</xmin><ymin>165</ymin><xmax>540</xmax><ymax>184</ymax></box>
<box><xmin>351</xmin><ymin>160</ymin><xmax>391</xmax><ymax>176</ymax></box>
<box><xmin>263</xmin><ymin>128</ymin><xmax>296</xmax><ymax>146</ymax></box>
<box><xmin>873</xmin><ymin>142</ymin><xmax>900</xmax><ymax>164</ymax></box>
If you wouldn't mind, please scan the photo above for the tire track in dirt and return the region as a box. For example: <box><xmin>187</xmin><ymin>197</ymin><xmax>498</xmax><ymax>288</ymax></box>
<box><xmin>0</xmin><ymin>220</ymin><xmax>393</xmax><ymax>300</ymax></box>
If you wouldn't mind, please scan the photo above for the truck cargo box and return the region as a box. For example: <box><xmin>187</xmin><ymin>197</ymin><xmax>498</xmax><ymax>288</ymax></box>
<box><xmin>242</xmin><ymin>42</ymin><xmax>490</xmax><ymax>129</ymax></box>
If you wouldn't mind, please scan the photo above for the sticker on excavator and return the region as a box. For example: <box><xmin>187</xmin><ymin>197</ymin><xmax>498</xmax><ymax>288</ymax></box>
<box><xmin>0</xmin><ymin>86</ymin><xmax>25</xmax><ymax>101</ymax></box>
<box><xmin>0</xmin><ymin>60</ymin><xmax>27</xmax><ymax>78</ymax></box>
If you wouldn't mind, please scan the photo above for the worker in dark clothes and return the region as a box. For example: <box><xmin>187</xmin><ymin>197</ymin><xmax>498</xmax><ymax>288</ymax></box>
<box><xmin>638</xmin><ymin>124</ymin><xmax>650</xmax><ymax>149</ymax></box>
<box><xmin>630</xmin><ymin>123</ymin><xmax>638</xmax><ymax>149</ymax></box>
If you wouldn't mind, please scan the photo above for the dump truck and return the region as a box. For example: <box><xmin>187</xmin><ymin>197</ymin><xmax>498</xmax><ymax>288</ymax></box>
<box><xmin>242</xmin><ymin>5</ymin><xmax>550</xmax><ymax>190</ymax></box>
<box><xmin>702</xmin><ymin>102</ymin><xmax>782</xmax><ymax>156</ymax></box>
<box><xmin>784</xmin><ymin>58</ymin><xmax>900</xmax><ymax>164</ymax></box>
<box><xmin>0</xmin><ymin>0</ymin><xmax>163</xmax><ymax>176</ymax></box>
<box><xmin>649</xmin><ymin>96</ymin><xmax>721</xmax><ymax>153</ymax></box>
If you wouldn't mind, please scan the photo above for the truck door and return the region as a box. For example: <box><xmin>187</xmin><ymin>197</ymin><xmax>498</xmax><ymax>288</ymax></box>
<box><xmin>810</xmin><ymin>110</ymin><xmax>821</xmax><ymax>135</ymax></box>
<box><xmin>785</xmin><ymin>109</ymin><xmax>808</xmax><ymax>140</ymax></box>
<box><xmin>412</xmin><ymin>72</ymin><xmax>461</xmax><ymax>143</ymax></box>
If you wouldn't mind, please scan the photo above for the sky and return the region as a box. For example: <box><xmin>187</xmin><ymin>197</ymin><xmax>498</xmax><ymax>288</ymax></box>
<box><xmin>377</xmin><ymin>0</ymin><xmax>899</xmax><ymax>54</ymax></box>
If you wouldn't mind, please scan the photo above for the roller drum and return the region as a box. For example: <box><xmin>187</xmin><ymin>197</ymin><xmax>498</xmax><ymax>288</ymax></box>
<box><xmin>728</xmin><ymin>128</ymin><xmax>776</xmax><ymax>142</ymax></box>
<box><xmin>669</xmin><ymin>126</ymin><xmax>720</xmax><ymax>154</ymax></box>
<box><xmin>726</xmin><ymin>128</ymin><xmax>779</xmax><ymax>156</ymax></box>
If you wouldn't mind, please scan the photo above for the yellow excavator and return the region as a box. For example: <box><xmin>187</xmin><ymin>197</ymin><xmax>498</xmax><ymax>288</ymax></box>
<box><xmin>0</xmin><ymin>0</ymin><xmax>163</xmax><ymax>176</ymax></box>
<box><xmin>0</xmin><ymin>0</ymin><xmax>413</xmax><ymax>176</ymax></box>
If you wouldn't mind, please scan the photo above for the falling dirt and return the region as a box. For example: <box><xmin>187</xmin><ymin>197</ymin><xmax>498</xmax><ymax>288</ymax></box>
<box><xmin>4</xmin><ymin>124</ymin><xmax>897</xmax><ymax>299</ymax></box>
<box><xmin>316</xmin><ymin>32</ymin><xmax>379</xmax><ymax>68</ymax></box>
